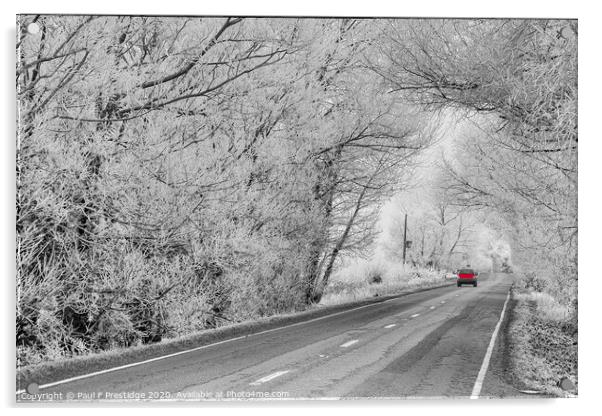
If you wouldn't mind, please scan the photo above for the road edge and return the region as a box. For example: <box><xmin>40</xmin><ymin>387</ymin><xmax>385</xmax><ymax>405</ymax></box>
<box><xmin>470</xmin><ymin>288</ymin><xmax>511</xmax><ymax>398</ymax></box>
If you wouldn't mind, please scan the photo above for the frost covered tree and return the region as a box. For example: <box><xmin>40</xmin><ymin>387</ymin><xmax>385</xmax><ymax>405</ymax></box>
<box><xmin>17</xmin><ymin>16</ymin><xmax>431</xmax><ymax>363</ymax></box>
<box><xmin>375</xmin><ymin>19</ymin><xmax>577</xmax><ymax>308</ymax></box>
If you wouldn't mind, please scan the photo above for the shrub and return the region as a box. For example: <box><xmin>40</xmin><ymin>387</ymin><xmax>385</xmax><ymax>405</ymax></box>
<box><xmin>368</xmin><ymin>269</ymin><xmax>383</xmax><ymax>284</ymax></box>
<box><xmin>521</xmin><ymin>272</ymin><xmax>548</xmax><ymax>292</ymax></box>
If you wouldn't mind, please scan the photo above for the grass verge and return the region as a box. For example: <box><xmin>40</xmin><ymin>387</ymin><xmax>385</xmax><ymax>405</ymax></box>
<box><xmin>320</xmin><ymin>260</ymin><xmax>450</xmax><ymax>306</ymax></box>
<box><xmin>507</xmin><ymin>287</ymin><xmax>578</xmax><ymax>397</ymax></box>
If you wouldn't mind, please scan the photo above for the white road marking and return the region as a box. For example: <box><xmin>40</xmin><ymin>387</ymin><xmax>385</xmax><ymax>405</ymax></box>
<box><xmin>16</xmin><ymin>284</ymin><xmax>456</xmax><ymax>395</ymax></box>
<box><xmin>340</xmin><ymin>339</ymin><xmax>359</xmax><ymax>348</ymax></box>
<box><xmin>384</xmin><ymin>324</ymin><xmax>396</xmax><ymax>329</ymax></box>
<box><xmin>470</xmin><ymin>290</ymin><xmax>511</xmax><ymax>399</ymax></box>
<box><xmin>429</xmin><ymin>306</ymin><xmax>436</xmax><ymax>310</ymax></box>
<box><xmin>440</xmin><ymin>301</ymin><xmax>446</xmax><ymax>304</ymax></box>
<box><xmin>410</xmin><ymin>313</ymin><xmax>420</xmax><ymax>318</ymax></box>
<box><xmin>16</xmin><ymin>295</ymin><xmax>394</xmax><ymax>394</ymax></box>
<box><xmin>249</xmin><ymin>370</ymin><xmax>290</xmax><ymax>386</ymax></box>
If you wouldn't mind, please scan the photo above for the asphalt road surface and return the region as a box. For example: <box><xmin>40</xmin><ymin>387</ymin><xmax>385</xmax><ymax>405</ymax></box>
<box><xmin>19</xmin><ymin>272</ymin><xmax>526</xmax><ymax>401</ymax></box>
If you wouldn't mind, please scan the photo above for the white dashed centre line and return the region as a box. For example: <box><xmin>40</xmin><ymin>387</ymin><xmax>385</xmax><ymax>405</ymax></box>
<box><xmin>384</xmin><ymin>324</ymin><xmax>396</xmax><ymax>329</ymax></box>
<box><xmin>340</xmin><ymin>339</ymin><xmax>359</xmax><ymax>348</ymax></box>
<box><xmin>440</xmin><ymin>301</ymin><xmax>446</xmax><ymax>304</ymax></box>
<box><xmin>430</xmin><ymin>306</ymin><xmax>436</xmax><ymax>310</ymax></box>
<box><xmin>410</xmin><ymin>313</ymin><xmax>420</xmax><ymax>318</ymax></box>
<box><xmin>249</xmin><ymin>370</ymin><xmax>290</xmax><ymax>386</ymax></box>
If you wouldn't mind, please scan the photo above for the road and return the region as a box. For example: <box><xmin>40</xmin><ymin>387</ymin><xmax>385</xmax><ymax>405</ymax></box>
<box><xmin>18</xmin><ymin>272</ymin><xmax>525</xmax><ymax>401</ymax></box>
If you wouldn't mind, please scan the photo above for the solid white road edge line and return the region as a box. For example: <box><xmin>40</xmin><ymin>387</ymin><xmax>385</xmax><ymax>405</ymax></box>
<box><xmin>340</xmin><ymin>339</ymin><xmax>359</xmax><ymax>348</ymax></box>
<box><xmin>470</xmin><ymin>290</ymin><xmax>511</xmax><ymax>399</ymax></box>
<box><xmin>384</xmin><ymin>324</ymin><xmax>396</xmax><ymax>329</ymax></box>
<box><xmin>16</xmin><ymin>295</ymin><xmax>400</xmax><ymax>394</ymax></box>
<box><xmin>249</xmin><ymin>370</ymin><xmax>290</xmax><ymax>386</ymax></box>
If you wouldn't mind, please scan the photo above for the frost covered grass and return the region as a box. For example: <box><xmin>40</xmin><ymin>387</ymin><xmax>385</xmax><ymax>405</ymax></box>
<box><xmin>319</xmin><ymin>257</ymin><xmax>448</xmax><ymax>306</ymax></box>
<box><xmin>508</xmin><ymin>280</ymin><xmax>577</xmax><ymax>397</ymax></box>
<box><xmin>514</xmin><ymin>291</ymin><xmax>572</xmax><ymax>323</ymax></box>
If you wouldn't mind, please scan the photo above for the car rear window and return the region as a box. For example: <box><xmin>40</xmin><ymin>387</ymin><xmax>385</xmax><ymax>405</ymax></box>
<box><xmin>458</xmin><ymin>269</ymin><xmax>475</xmax><ymax>274</ymax></box>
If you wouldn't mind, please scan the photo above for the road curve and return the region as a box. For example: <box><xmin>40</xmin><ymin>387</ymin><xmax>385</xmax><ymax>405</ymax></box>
<box><xmin>17</xmin><ymin>272</ymin><xmax>524</xmax><ymax>401</ymax></box>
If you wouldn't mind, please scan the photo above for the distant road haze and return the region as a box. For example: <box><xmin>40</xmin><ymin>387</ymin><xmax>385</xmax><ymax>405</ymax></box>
<box><xmin>18</xmin><ymin>273</ymin><xmax>525</xmax><ymax>401</ymax></box>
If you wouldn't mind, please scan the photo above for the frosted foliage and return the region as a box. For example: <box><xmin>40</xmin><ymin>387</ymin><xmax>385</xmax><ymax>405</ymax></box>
<box><xmin>16</xmin><ymin>17</ymin><xmax>576</xmax><ymax>364</ymax></box>
<box><xmin>17</xmin><ymin>16</ymin><xmax>430</xmax><ymax>364</ymax></box>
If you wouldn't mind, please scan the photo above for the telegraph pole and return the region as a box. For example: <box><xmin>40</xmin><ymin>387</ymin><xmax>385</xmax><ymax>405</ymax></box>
<box><xmin>402</xmin><ymin>213</ymin><xmax>408</xmax><ymax>265</ymax></box>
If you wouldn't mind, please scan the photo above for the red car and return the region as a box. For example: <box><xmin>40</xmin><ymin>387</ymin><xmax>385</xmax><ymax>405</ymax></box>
<box><xmin>456</xmin><ymin>268</ymin><xmax>478</xmax><ymax>287</ymax></box>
